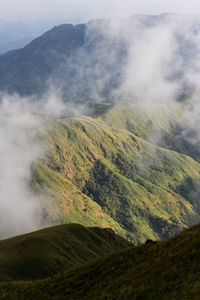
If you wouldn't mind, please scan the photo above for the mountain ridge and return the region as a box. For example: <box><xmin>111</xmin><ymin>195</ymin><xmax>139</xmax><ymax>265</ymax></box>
<box><xmin>29</xmin><ymin>101</ymin><xmax>200</xmax><ymax>244</ymax></box>
<box><xmin>1</xmin><ymin>221</ymin><xmax>200</xmax><ymax>299</ymax></box>
<box><xmin>0</xmin><ymin>223</ymin><xmax>131</xmax><ymax>281</ymax></box>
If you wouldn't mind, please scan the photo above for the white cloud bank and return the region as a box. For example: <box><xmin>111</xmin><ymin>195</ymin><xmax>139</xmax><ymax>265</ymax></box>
<box><xmin>0</xmin><ymin>92</ymin><xmax>74</xmax><ymax>239</ymax></box>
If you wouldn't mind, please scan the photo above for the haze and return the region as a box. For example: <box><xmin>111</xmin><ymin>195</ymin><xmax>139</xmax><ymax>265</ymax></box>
<box><xmin>1</xmin><ymin>0</ymin><xmax>200</xmax><ymax>23</ymax></box>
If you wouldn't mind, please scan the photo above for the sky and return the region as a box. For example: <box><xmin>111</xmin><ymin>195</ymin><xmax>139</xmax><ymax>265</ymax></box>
<box><xmin>1</xmin><ymin>0</ymin><xmax>200</xmax><ymax>23</ymax></box>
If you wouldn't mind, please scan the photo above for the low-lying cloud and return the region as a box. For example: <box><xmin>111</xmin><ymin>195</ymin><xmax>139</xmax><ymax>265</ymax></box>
<box><xmin>0</xmin><ymin>94</ymin><xmax>44</xmax><ymax>238</ymax></box>
<box><xmin>0</xmin><ymin>91</ymin><xmax>83</xmax><ymax>239</ymax></box>
<box><xmin>53</xmin><ymin>15</ymin><xmax>200</xmax><ymax>105</ymax></box>
<box><xmin>2</xmin><ymin>14</ymin><xmax>200</xmax><ymax>238</ymax></box>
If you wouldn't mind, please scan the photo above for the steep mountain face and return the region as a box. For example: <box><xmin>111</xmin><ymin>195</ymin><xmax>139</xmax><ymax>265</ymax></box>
<box><xmin>0</xmin><ymin>223</ymin><xmax>131</xmax><ymax>281</ymax></box>
<box><xmin>0</xmin><ymin>14</ymin><xmax>199</xmax><ymax>100</ymax></box>
<box><xmin>0</xmin><ymin>24</ymin><xmax>86</xmax><ymax>95</ymax></box>
<box><xmin>1</xmin><ymin>222</ymin><xmax>200</xmax><ymax>299</ymax></box>
<box><xmin>30</xmin><ymin>101</ymin><xmax>200</xmax><ymax>244</ymax></box>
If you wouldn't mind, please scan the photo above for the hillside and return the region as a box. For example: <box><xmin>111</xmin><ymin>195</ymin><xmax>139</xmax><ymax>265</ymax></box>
<box><xmin>0</xmin><ymin>23</ymin><xmax>86</xmax><ymax>95</ymax></box>
<box><xmin>30</xmin><ymin>101</ymin><xmax>200</xmax><ymax>244</ymax></box>
<box><xmin>1</xmin><ymin>222</ymin><xmax>200</xmax><ymax>299</ymax></box>
<box><xmin>100</xmin><ymin>101</ymin><xmax>200</xmax><ymax>162</ymax></box>
<box><xmin>0</xmin><ymin>223</ymin><xmax>131</xmax><ymax>281</ymax></box>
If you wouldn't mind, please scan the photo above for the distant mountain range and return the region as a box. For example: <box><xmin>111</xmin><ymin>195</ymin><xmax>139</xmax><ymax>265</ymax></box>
<box><xmin>0</xmin><ymin>37</ymin><xmax>33</xmax><ymax>54</ymax></box>
<box><xmin>0</xmin><ymin>14</ymin><xmax>199</xmax><ymax>100</ymax></box>
<box><xmin>0</xmin><ymin>20</ymin><xmax>60</xmax><ymax>54</ymax></box>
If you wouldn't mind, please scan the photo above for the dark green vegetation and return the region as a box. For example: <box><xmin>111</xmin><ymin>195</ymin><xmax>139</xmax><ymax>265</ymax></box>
<box><xmin>0</xmin><ymin>223</ymin><xmax>131</xmax><ymax>281</ymax></box>
<box><xmin>1</xmin><ymin>222</ymin><xmax>200</xmax><ymax>299</ymax></box>
<box><xmin>31</xmin><ymin>100</ymin><xmax>200</xmax><ymax>244</ymax></box>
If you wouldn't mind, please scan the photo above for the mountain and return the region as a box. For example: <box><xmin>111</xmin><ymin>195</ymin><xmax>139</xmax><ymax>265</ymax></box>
<box><xmin>29</xmin><ymin>100</ymin><xmax>200</xmax><ymax>244</ymax></box>
<box><xmin>1</xmin><ymin>221</ymin><xmax>200</xmax><ymax>299</ymax></box>
<box><xmin>0</xmin><ymin>14</ymin><xmax>199</xmax><ymax>99</ymax></box>
<box><xmin>0</xmin><ymin>223</ymin><xmax>131</xmax><ymax>281</ymax></box>
<box><xmin>0</xmin><ymin>23</ymin><xmax>86</xmax><ymax>95</ymax></box>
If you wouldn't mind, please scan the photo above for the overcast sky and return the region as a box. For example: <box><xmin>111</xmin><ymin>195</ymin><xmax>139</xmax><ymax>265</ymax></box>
<box><xmin>1</xmin><ymin>0</ymin><xmax>200</xmax><ymax>23</ymax></box>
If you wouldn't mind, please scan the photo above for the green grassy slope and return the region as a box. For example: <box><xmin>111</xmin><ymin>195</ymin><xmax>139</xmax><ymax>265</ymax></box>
<box><xmin>31</xmin><ymin>101</ymin><xmax>200</xmax><ymax>243</ymax></box>
<box><xmin>100</xmin><ymin>102</ymin><xmax>184</xmax><ymax>137</ymax></box>
<box><xmin>0</xmin><ymin>223</ymin><xmax>131</xmax><ymax>281</ymax></box>
<box><xmin>100</xmin><ymin>100</ymin><xmax>200</xmax><ymax>162</ymax></box>
<box><xmin>1</xmin><ymin>222</ymin><xmax>200</xmax><ymax>299</ymax></box>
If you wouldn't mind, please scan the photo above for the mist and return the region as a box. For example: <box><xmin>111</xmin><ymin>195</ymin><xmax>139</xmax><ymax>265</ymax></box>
<box><xmin>52</xmin><ymin>14</ymin><xmax>200</xmax><ymax>105</ymax></box>
<box><xmin>0</xmin><ymin>94</ymin><xmax>42</xmax><ymax>238</ymax></box>
<box><xmin>2</xmin><ymin>0</ymin><xmax>200</xmax><ymax>22</ymax></box>
<box><xmin>0</xmin><ymin>91</ymin><xmax>84</xmax><ymax>239</ymax></box>
<box><xmin>51</xmin><ymin>14</ymin><xmax>200</xmax><ymax>207</ymax></box>
<box><xmin>2</xmin><ymin>13</ymin><xmax>200</xmax><ymax>238</ymax></box>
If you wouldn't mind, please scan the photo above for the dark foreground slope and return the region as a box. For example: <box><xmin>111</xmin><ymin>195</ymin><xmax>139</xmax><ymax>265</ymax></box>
<box><xmin>1</xmin><ymin>223</ymin><xmax>200</xmax><ymax>300</ymax></box>
<box><xmin>0</xmin><ymin>223</ymin><xmax>131</xmax><ymax>281</ymax></box>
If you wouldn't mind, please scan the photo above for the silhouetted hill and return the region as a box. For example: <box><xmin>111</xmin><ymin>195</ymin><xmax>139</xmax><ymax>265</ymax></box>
<box><xmin>1</xmin><ymin>222</ymin><xmax>200</xmax><ymax>299</ymax></box>
<box><xmin>0</xmin><ymin>223</ymin><xmax>131</xmax><ymax>281</ymax></box>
